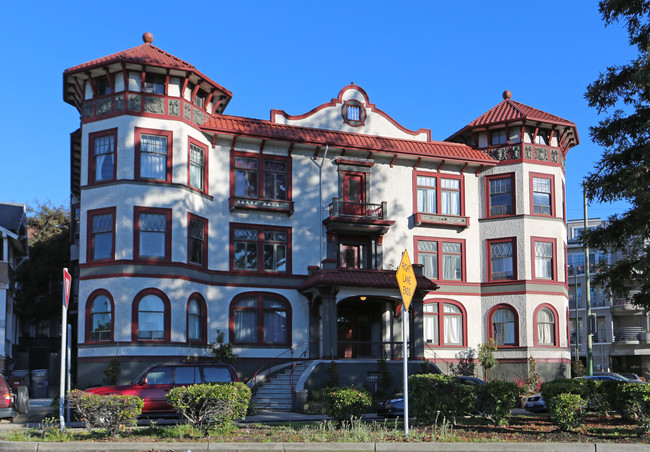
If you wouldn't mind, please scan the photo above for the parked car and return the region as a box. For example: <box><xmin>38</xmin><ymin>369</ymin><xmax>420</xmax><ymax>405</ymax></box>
<box><xmin>523</xmin><ymin>393</ymin><xmax>547</xmax><ymax>413</ymax></box>
<box><xmin>85</xmin><ymin>362</ymin><xmax>238</xmax><ymax>414</ymax></box>
<box><xmin>377</xmin><ymin>376</ymin><xmax>485</xmax><ymax>418</ymax></box>
<box><xmin>0</xmin><ymin>373</ymin><xmax>29</xmax><ymax>421</ymax></box>
<box><xmin>619</xmin><ymin>373</ymin><xmax>646</xmax><ymax>383</ymax></box>
<box><xmin>577</xmin><ymin>372</ymin><xmax>629</xmax><ymax>382</ymax></box>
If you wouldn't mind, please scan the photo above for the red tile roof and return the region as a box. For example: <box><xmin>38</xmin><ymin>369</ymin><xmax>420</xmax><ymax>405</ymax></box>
<box><xmin>64</xmin><ymin>43</ymin><xmax>232</xmax><ymax>97</ymax></box>
<box><xmin>203</xmin><ymin>115</ymin><xmax>496</xmax><ymax>164</ymax></box>
<box><xmin>299</xmin><ymin>268</ymin><xmax>439</xmax><ymax>292</ymax></box>
<box><xmin>448</xmin><ymin>99</ymin><xmax>578</xmax><ymax>143</ymax></box>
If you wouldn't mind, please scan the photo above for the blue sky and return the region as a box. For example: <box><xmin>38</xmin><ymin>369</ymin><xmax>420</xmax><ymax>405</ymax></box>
<box><xmin>0</xmin><ymin>1</ymin><xmax>635</xmax><ymax>221</ymax></box>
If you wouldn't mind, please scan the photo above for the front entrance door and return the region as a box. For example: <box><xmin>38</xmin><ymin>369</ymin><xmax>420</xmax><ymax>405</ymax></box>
<box><xmin>337</xmin><ymin>304</ymin><xmax>373</xmax><ymax>358</ymax></box>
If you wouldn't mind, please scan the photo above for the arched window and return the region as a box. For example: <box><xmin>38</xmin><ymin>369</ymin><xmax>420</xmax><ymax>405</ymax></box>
<box><xmin>423</xmin><ymin>300</ymin><xmax>466</xmax><ymax>346</ymax></box>
<box><xmin>534</xmin><ymin>304</ymin><xmax>559</xmax><ymax>346</ymax></box>
<box><xmin>230</xmin><ymin>293</ymin><xmax>291</xmax><ymax>346</ymax></box>
<box><xmin>132</xmin><ymin>289</ymin><xmax>171</xmax><ymax>342</ymax></box>
<box><xmin>187</xmin><ymin>294</ymin><xmax>207</xmax><ymax>344</ymax></box>
<box><xmin>489</xmin><ymin>304</ymin><xmax>518</xmax><ymax>346</ymax></box>
<box><xmin>85</xmin><ymin>290</ymin><xmax>114</xmax><ymax>342</ymax></box>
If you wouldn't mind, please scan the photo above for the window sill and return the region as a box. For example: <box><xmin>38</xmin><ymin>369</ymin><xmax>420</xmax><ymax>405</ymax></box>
<box><xmin>414</xmin><ymin>213</ymin><xmax>469</xmax><ymax>228</ymax></box>
<box><xmin>230</xmin><ymin>197</ymin><xmax>294</xmax><ymax>215</ymax></box>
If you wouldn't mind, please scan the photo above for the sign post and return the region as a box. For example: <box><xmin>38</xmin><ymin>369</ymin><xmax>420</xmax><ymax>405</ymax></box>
<box><xmin>60</xmin><ymin>268</ymin><xmax>72</xmax><ymax>431</ymax></box>
<box><xmin>396</xmin><ymin>250</ymin><xmax>416</xmax><ymax>436</ymax></box>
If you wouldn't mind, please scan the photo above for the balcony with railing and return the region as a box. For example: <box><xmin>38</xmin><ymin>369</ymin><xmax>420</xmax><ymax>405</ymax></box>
<box><xmin>324</xmin><ymin>198</ymin><xmax>394</xmax><ymax>235</ymax></box>
<box><xmin>568</xmin><ymin>295</ymin><xmax>611</xmax><ymax>310</ymax></box>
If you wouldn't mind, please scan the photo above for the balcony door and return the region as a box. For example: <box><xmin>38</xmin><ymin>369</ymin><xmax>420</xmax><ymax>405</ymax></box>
<box><xmin>342</xmin><ymin>172</ymin><xmax>365</xmax><ymax>216</ymax></box>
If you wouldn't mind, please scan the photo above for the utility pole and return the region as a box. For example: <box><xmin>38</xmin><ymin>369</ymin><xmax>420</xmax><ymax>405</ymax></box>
<box><xmin>583</xmin><ymin>182</ymin><xmax>593</xmax><ymax>376</ymax></box>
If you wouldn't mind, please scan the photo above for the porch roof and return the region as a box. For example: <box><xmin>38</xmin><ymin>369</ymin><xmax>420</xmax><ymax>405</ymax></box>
<box><xmin>298</xmin><ymin>268</ymin><xmax>438</xmax><ymax>292</ymax></box>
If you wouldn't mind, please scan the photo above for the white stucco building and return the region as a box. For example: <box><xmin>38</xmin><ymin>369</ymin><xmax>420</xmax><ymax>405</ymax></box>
<box><xmin>64</xmin><ymin>34</ymin><xmax>578</xmax><ymax>389</ymax></box>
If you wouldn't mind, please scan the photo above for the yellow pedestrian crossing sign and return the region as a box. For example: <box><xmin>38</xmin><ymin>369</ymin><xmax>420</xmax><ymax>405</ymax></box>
<box><xmin>396</xmin><ymin>250</ymin><xmax>417</xmax><ymax>312</ymax></box>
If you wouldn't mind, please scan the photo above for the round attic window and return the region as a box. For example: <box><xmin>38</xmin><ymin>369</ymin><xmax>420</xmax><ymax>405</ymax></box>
<box><xmin>341</xmin><ymin>100</ymin><xmax>366</xmax><ymax>127</ymax></box>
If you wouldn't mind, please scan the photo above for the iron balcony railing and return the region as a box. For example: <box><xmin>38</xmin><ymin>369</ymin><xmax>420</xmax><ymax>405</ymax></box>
<box><xmin>328</xmin><ymin>199</ymin><xmax>386</xmax><ymax>220</ymax></box>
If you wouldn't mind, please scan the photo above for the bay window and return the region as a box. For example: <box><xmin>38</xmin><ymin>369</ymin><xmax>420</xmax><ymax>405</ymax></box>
<box><xmin>489</xmin><ymin>305</ymin><xmax>518</xmax><ymax>346</ymax></box>
<box><xmin>85</xmin><ymin>290</ymin><xmax>113</xmax><ymax>342</ymax></box>
<box><xmin>530</xmin><ymin>173</ymin><xmax>555</xmax><ymax>216</ymax></box>
<box><xmin>135</xmin><ymin>207</ymin><xmax>171</xmax><ymax>261</ymax></box>
<box><xmin>135</xmin><ymin>128</ymin><xmax>172</xmax><ymax>182</ymax></box>
<box><xmin>188</xmin><ymin>214</ymin><xmax>207</xmax><ymax>266</ymax></box>
<box><xmin>132</xmin><ymin>290</ymin><xmax>171</xmax><ymax>342</ymax></box>
<box><xmin>88</xmin><ymin>208</ymin><xmax>115</xmax><ymax>262</ymax></box>
<box><xmin>486</xmin><ymin>173</ymin><xmax>515</xmax><ymax>217</ymax></box>
<box><xmin>488</xmin><ymin>238</ymin><xmax>516</xmax><ymax>281</ymax></box>
<box><xmin>89</xmin><ymin>129</ymin><xmax>117</xmax><ymax>183</ymax></box>
<box><xmin>532</xmin><ymin>238</ymin><xmax>556</xmax><ymax>280</ymax></box>
<box><xmin>189</xmin><ymin>140</ymin><xmax>207</xmax><ymax>192</ymax></box>
<box><xmin>535</xmin><ymin>306</ymin><xmax>557</xmax><ymax>346</ymax></box>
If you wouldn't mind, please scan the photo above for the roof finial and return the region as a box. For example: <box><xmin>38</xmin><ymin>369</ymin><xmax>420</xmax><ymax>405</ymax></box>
<box><xmin>143</xmin><ymin>32</ymin><xmax>154</xmax><ymax>44</ymax></box>
<box><xmin>502</xmin><ymin>90</ymin><xmax>512</xmax><ymax>100</ymax></box>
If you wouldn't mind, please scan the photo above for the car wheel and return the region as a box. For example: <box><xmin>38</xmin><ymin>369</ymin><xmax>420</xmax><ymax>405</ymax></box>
<box><xmin>16</xmin><ymin>386</ymin><xmax>29</xmax><ymax>414</ymax></box>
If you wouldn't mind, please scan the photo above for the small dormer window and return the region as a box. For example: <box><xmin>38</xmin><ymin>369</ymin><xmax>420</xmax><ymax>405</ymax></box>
<box><xmin>491</xmin><ymin>129</ymin><xmax>507</xmax><ymax>146</ymax></box>
<box><xmin>341</xmin><ymin>100</ymin><xmax>366</xmax><ymax>127</ymax></box>
<box><xmin>96</xmin><ymin>76</ymin><xmax>111</xmax><ymax>96</ymax></box>
<box><xmin>144</xmin><ymin>74</ymin><xmax>165</xmax><ymax>94</ymax></box>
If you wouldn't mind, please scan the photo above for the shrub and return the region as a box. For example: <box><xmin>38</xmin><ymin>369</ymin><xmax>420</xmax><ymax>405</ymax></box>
<box><xmin>476</xmin><ymin>380</ymin><xmax>519</xmax><ymax>425</ymax></box>
<box><xmin>550</xmin><ymin>393</ymin><xmax>586</xmax><ymax>431</ymax></box>
<box><xmin>68</xmin><ymin>389</ymin><xmax>143</xmax><ymax>437</ymax></box>
<box><xmin>408</xmin><ymin>374</ymin><xmax>474</xmax><ymax>424</ymax></box>
<box><xmin>541</xmin><ymin>378</ymin><xmax>595</xmax><ymax>402</ymax></box>
<box><xmin>619</xmin><ymin>383</ymin><xmax>650</xmax><ymax>428</ymax></box>
<box><xmin>322</xmin><ymin>387</ymin><xmax>372</xmax><ymax>422</ymax></box>
<box><xmin>166</xmin><ymin>382</ymin><xmax>251</xmax><ymax>435</ymax></box>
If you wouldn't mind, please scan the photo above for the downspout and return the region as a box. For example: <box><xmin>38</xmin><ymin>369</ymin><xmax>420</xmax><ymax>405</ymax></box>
<box><xmin>318</xmin><ymin>145</ymin><xmax>329</xmax><ymax>266</ymax></box>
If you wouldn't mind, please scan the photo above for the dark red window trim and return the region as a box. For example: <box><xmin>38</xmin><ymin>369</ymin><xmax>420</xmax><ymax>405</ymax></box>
<box><xmin>187</xmin><ymin>136</ymin><xmax>209</xmax><ymax>194</ymax></box>
<box><xmin>228</xmin><ymin>292</ymin><xmax>292</xmax><ymax>346</ymax></box>
<box><xmin>529</xmin><ymin>172</ymin><xmax>556</xmax><ymax>217</ymax></box>
<box><xmin>229</xmin><ymin>223</ymin><xmax>292</xmax><ymax>274</ymax></box>
<box><xmin>134</xmin><ymin>128</ymin><xmax>173</xmax><ymax>183</ymax></box>
<box><xmin>230</xmin><ymin>150</ymin><xmax>293</xmax><ymax>202</ymax></box>
<box><xmin>533</xmin><ymin>303</ymin><xmax>560</xmax><ymax>347</ymax></box>
<box><xmin>87</xmin><ymin>207</ymin><xmax>116</xmax><ymax>263</ymax></box>
<box><xmin>484</xmin><ymin>172</ymin><xmax>516</xmax><ymax>218</ymax></box>
<box><xmin>531</xmin><ymin>236</ymin><xmax>558</xmax><ymax>281</ymax></box>
<box><xmin>187</xmin><ymin>213</ymin><xmax>208</xmax><ymax>268</ymax></box>
<box><xmin>131</xmin><ymin>288</ymin><xmax>171</xmax><ymax>343</ymax></box>
<box><xmin>84</xmin><ymin>289</ymin><xmax>115</xmax><ymax>343</ymax></box>
<box><xmin>487</xmin><ymin>303</ymin><xmax>519</xmax><ymax>347</ymax></box>
<box><xmin>88</xmin><ymin>128</ymin><xmax>118</xmax><ymax>185</ymax></box>
<box><xmin>412</xmin><ymin>170</ymin><xmax>466</xmax><ymax>217</ymax></box>
<box><xmin>186</xmin><ymin>292</ymin><xmax>208</xmax><ymax>345</ymax></box>
<box><xmin>413</xmin><ymin>235</ymin><xmax>466</xmax><ymax>282</ymax></box>
<box><xmin>486</xmin><ymin>237</ymin><xmax>518</xmax><ymax>282</ymax></box>
<box><xmin>133</xmin><ymin>206</ymin><xmax>172</xmax><ymax>262</ymax></box>
<box><xmin>423</xmin><ymin>299</ymin><xmax>467</xmax><ymax>347</ymax></box>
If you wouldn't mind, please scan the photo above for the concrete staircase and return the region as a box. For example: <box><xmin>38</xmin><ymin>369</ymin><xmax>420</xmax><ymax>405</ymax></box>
<box><xmin>251</xmin><ymin>361</ymin><xmax>309</xmax><ymax>411</ymax></box>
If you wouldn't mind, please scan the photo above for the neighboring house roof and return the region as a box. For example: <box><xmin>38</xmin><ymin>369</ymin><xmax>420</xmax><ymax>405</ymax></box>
<box><xmin>299</xmin><ymin>268</ymin><xmax>439</xmax><ymax>292</ymax></box>
<box><xmin>203</xmin><ymin>115</ymin><xmax>496</xmax><ymax>164</ymax></box>
<box><xmin>0</xmin><ymin>203</ymin><xmax>26</xmax><ymax>235</ymax></box>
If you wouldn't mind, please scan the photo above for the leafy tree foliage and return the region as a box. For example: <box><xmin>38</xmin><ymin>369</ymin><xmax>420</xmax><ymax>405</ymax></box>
<box><xmin>15</xmin><ymin>202</ymin><xmax>70</xmax><ymax>321</ymax></box>
<box><xmin>583</xmin><ymin>0</ymin><xmax>650</xmax><ymax>309</ymax></box>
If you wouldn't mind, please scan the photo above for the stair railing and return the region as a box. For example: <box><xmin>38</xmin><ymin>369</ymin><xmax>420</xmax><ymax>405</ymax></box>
<box><xmin>247</xmin><ymin>341</ymin><xmax>310</xmax><ymax>390</ymax></box>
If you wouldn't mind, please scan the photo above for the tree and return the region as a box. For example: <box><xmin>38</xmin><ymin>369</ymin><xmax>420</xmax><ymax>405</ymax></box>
<box><xmin>478</xmin><ymin>339</ymin><xmax>498</xmax><ymax>381</ymax></box>
<box><xmin>583</xmin><ymin>0</ymin><xmax>650</xmax><ymax>310</ymax></box>
<box><xmin>14</xmin><ymin>202</ymin><xmax>70</xmax><ymax>321</ymax></box>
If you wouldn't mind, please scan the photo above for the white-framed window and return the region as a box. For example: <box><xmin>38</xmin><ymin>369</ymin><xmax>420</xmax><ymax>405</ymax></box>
<box><xmin>189</xmin><ymin>143</ymin><xmax>205</xmax><ymax>191</ymax></box>
<box><xmin>534</xmin><ymin>240</ymin><xmax>554</xmax><ymax>280</ymax></box>
<box><xmin>140</xmin><ymin>134</ymin><xmax>168</xmax><ymax>180</ymax></box>
<box><xmin>415</xmin><ymin>172</ymin><xmax>463</xmax><ymax>217</ymax></box>
<box><xmin>536</xmin><ymin>307</ymin><xmax>555</xmax><ymax>345</ymax></box>
<box><xmin>532</xmin><ymin>177</ymin><xmax>552</xmax><ymax>215</ymax></box>
<box><xmin>92</xmin><ymin>134</ymin><xmax>115</xmax><ymax>182</ymax></box>
<box><xmin>137</xmin><ymin>294</ymin><xmax>165</xmax><ymax>340</ymax></box>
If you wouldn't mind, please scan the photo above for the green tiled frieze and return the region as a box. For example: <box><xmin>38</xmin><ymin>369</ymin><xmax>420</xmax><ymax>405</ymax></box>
<box><xmin>128</xmin><ymin>94</ymin><xmax>141</xmax><ymax>111</ymax></box>
<box><xmin>114</xmin><ymin>94</ymin><xmax>124</xmax><ymax>111</ymax></box>
<box><xmin>84</xmin><ymin>101</ymin><xmax>94</xmax><ymax>119</ymax></box>
<box><xmin>168</xmin><ymin>99</ymin><xmax>180</xmax><ymax>116</ymax></box>
<box><xmin>524</xmin><ymin>145</ymin><xmax>533</xmax><ymax>159</ymax></box>
<box><xmin>193</xmin><ymin>108</ymin><xmax>204</xmax><ymax>125</ymax></box>
<box><xmin>510</xmin><ymin>145</ymin><xmax>521</xmax><ymax>159</ymax></box>
<box><xmin>535</xmin><ymin>147</ymin><xmax>548</xmax><ymax>161</ymax></box>
<box><xmin>144</xmin><ymin>96</ymin><xmax>165</xmax><ymax>114</ymax></box>
<box><xmin>551</xmin><ymin>148</ymin><xmax>559</xmax><ymax>163</ymax></box>
<box><xmin>96</xmin><ymin>98</ymin><xmax>113</xmax><ymax>116</ymax></box>
<box><xmin>184</xmin><ymin>103</ymin><xmax>192</xmax><ymax>120</ymax></box>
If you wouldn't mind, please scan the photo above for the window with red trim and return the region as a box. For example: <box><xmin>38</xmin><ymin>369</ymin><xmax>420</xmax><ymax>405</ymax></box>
<box><xmin>535</xmin><ymin>305</ymin><xmax>557</xmax><ymax>346</ymax></box>
<box><xmin>187</xmin><ymin>294</ymin><xmax>207</xmax><ymax>344</ymax></box>
<box><xmin>423</xmin><ymin>300</ymin><xmax>466</xmax><ymax>346</ymax></box>
<box><xmin>85</xmin><ymin>290</ymin><xmax>114</xmax><ymax>342</ymax></box>
<box><xmin>89</xmin><ymin>129</ymin><xmax>117</xmax><ymax>184</ymax></box>
<box><xmin>530</xmin><ymin>173</ymin><xmax>555</xmax><ymax>216</ymax></box>
<box><xmin>231</xmin><ymin>224</ymin><xmax>290</xmax><ymax>273</ymax></box>
<box><xmin>188</xmin><ymin>213</ymin><xmax>207</xmax><ymax>267</ymax></box>
<box><xmin>230</xmin><ymin>293</ymin><xmax>291</xmax><ymax>346</ymax></box>
<box><xmin>188</xmin><ymin>138</ymin><xmax>208</xmax><ymax>193</ymax></box>
<box><xmin>232</xmin><ymin>152</ymin><xmax>290</xmax><ymax>201</ymax></box>
<box><xmin>415</xmin><ymin>237</ymin><xmax>464</xmax><ymax>281</ymax></box>
<box><xmin>132</xmin><ymin>289</ymin><xmax>171</xmax><ymax>342</ymax></box>
<box><xmin>489</xmin><ymin>304</ymin><xmax>519</xmax><ymax>346</ymax></box>
<box><xmin>485</xmin><ymin>173</ymin><xmax>515</xmax><ymax>217</ymax></box>
<box><xmin>487</xmin><ymin>238</ymin><xmax>517</xmax><ymax>281</ymax></box>
<box><xmin>87</xmin><ymin>207</ymin><xmax>115</xmax><ymax>262</ymax></box>
<box><xmin>135</xmin><ymin>128</ymin><xmax>173</xmax><ymax>182</ymax></box>
<box><xmin>134</xmin><ymin>207</ymin><xmax>171</xmax><ymax>261</ymax></box>
<box><xmin>532</xmin><ymin>237</ymin><xmax>556</xmax><ymax>280</ymax></box>
<box><xmin>415</xmin><ymin>172</ymin><xmax>463</xmax><ymax>216</ymax></box>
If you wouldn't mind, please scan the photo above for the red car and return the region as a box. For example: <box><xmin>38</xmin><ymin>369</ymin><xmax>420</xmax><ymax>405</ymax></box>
<box><xmin>85</xmin><ymin>363</ymin><xmax>239</xmax><ymax>414</ymax></box>
<box><xmin>0</xmin><ymin>373</ymin><xmax>29</xmax><ymax>421</ymax></box>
